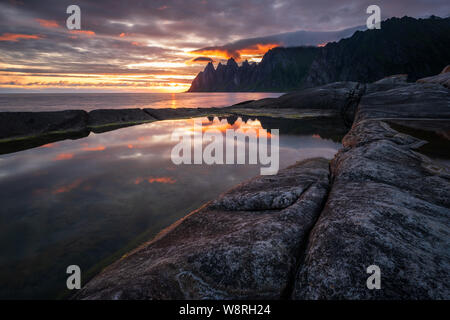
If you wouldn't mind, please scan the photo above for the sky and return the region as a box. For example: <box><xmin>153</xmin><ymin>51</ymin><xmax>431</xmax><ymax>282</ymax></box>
<box><xmin>0</xmin><ymin>0</ymin><xmax>449</xmax><ymax>93</ymax></box>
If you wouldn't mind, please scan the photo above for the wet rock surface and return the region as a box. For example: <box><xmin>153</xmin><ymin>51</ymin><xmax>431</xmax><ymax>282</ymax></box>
<box><xmin>87</xmin><ymin>108</ymin><xmax>156</xmax><ymax>128</ymax></box>
<box><xmin>293</xmin><ymin>83</ymin><xmax>450</xmax><ymax>299</ymax></box>
<box><xmin>144</xmin><ymin>107</ymin><xmax>224</xmax><ymax>120</ymax></box>
<box><xmin>293</xmin><ymin>121</ymin><xmax>449</xmax><ymax>299</ymax></box>
<box><xmin>355</xmin><ymin>83</ymin><xmax>450</xmax><ymax>123</ymax></box>
<box><xmin>75</xmin><ymin>158</ymin><xmax>330</xmax><ymax>299</ymax></box>
<box><xmin>417</xmin><ymin>65</ymin><xmax>450</xmax><ymax>88</ymax></box>
<box><xmin>0</xmin><ymin>110</ymin><xmax>88</xmax><ymax>140</ymax></box>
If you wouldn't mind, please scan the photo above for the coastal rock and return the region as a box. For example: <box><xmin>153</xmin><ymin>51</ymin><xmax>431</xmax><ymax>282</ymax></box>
<box><xmin>354</xmin><ymin>83</ymin><xmax>450</xmax><ymax>123</ymax></box>
<box><xmin>417</xmin><ymin>65</ymin><xmax>450</xmax><ymax>88</ymax></box>
<box><xmin>75</xmin><ymin>158</ymin><xmax>330</xmax><ymax>299</ymax></box>
<box><xmin>87</xmin><ymin>108</ymin><xmax>156</xmax><ymax>129</ymax></box>
<box><xmin>144</xmin><ymin>108</ymin><xmax>223</xmax><ymax>121</ymax></box>
<box><xmin>226</xmin><ymin>81</ymin><xmax>365</xmax><ymax>127</ymax></box>
<box><xmin>0</xmin><ymin>110</ymin><xmax>88</xmax><ymax>141</ymax></box>
<box><xmin>293</xmin><ymin>82</ymin><xmax>450</xmax><ymax>299</ymax></box>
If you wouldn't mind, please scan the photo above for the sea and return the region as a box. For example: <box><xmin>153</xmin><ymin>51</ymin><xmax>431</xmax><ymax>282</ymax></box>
<box><xmin>0</xmin><ymin>92</ymin><xmax>283</xmax><ymax>112</ymax></box>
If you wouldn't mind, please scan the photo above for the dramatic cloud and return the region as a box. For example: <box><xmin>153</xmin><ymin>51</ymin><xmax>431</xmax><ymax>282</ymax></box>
<box><xmin>0</xmin><ymin>0</ymin><xmax>448</xmax><ymax>92</ymax></box>
<box><xmin>190</xmin><ymin>25</ymin><xmax>366</xmax><ymax>61</ymax></box>
<box><xmin>0</xmin><ymin>33</ymin><xmax>42</xmax><ymax>41</ymax></box>
<box><xmin>35</xmin><ymin>19</ymin><xmax>59</xmax><ymax>28</ymax></box>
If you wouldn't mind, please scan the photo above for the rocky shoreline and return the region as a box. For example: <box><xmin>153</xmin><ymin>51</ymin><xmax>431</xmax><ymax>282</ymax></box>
<box><xmin>1</xmin><ymin>69</ymin><xmax>449</xmax><ymax>299</ymax></box>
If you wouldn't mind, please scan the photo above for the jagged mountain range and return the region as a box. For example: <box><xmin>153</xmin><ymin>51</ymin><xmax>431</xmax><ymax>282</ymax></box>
<box><xmin>188</xmin><ymin>16</ymin><xmax>450</xmax><ymax>92</ymax></box>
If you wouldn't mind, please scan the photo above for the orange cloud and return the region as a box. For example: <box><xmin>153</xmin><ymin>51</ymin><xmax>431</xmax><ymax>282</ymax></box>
<box><xmin>317</xmin><ymin>42</ymin><xmax>327</xmax><ymax>47</ymax></box>
<box><xmin>36</xmin><ymin>18</ymin><xmax>59</xmax><ymax>28</ymax></box>
<box><xmin>69</xmin><ymin>30</ymin><xmax>95</xmax><ymax>37</ymax></box>
<box><xmin>190</xmin><ymin>43</ymin><xmax>279</xmax><ymax>61</ymax></box>
<box><xmin>53</xmin><ymin>179</ymin><xmax>83</xmax><ymax>194</ymax></box>
<box><xmin>54</xmin><ymin>153</ymin><xmax>74</xmax><ymax>161</ymax></box>
<box><xmin>119</xmin><ymin>32</ymin><xmax>126</xmax><ymax>37</ymax></box>
<box><xmin>0</xmin><ymin>33</ymin><xmax>42</xmax><ymax>42</ymax></box>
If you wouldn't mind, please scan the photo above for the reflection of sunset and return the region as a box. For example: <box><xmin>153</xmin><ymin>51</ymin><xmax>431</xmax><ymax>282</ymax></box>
<box><xmin>54</xmin><ymin>153</ymin><xmax>74</xmax><ymax>161</ymax></box>
<box><xmin>40</xmin><ymin>143</ymin><xmax>55</xmax><ymax>148</ymax></box>
<box><xmin>134</xmin><ymin>176</ymin><xmax>176</xmax><ymax>185</ymax></box>
<box><xmin>53</xmin><ymin>179</ymin><xmax>83</xmax><ymax>194</ymax></box>
<box><xmin>187</xmin><ymin>117</ymin><xmax>271</xmax><ymax>137</ymax></box>
<box><xmin>82</xmin><ymin>145</ymin><xmax>106</xmax><ymax>151</ymax></box>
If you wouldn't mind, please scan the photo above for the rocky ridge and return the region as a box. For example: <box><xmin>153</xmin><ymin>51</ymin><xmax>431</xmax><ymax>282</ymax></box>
<box><xmin>188</xmin><ymin>16</ymin><xmax>450</xmax><ymax>92</ymax></box>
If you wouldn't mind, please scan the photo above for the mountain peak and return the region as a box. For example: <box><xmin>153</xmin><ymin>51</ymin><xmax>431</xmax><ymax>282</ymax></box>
<box><xmin>227</xmin><ymin>58</ymin><xmax>238</xmax><ymax>68</ymax></box>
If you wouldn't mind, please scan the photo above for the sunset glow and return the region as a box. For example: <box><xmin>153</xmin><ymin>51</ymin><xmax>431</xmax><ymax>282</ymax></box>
<box><xmin>1</xmin><ymin>0</ymin><xmax>441</xmax><ymax>93</ymax></box>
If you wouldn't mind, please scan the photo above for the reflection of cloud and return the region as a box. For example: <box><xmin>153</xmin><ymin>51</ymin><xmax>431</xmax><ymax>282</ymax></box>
<box><xmin>119</xmin><ymin>153</ymin><xmax>143</xmax><ymax>159</ymax></box>
<box><xmin>188</xmin><ymin>117</ymin><xmax>271</xmax><ymax>137</ymax></box>
<box><xmin>53</xmin><ymin>179</ymin><xmax>83</xmax><ymax>194</ymax></box>
<box><xmin>54</xmin><ymin>153</ymin><xmax>73</xmax><ymax>161</ymax></box>
<box><xmin>134</xmin><ymin>176</ymin><xmax>176</xmax><ymax>184</ymax></box>
<box><xmin>40</xmin><ymin>143</ymin><xmax>55</xmax><ymax>148</ymax></box>
<box><xmin>82</xmin><ymin>145</ymin><xmax>106</xmax><ymax>151</ymax></box>
<box><xmin>148</xmin><ymin>177</ymin><xmax>176</xmax><ymax>184</ymax></box>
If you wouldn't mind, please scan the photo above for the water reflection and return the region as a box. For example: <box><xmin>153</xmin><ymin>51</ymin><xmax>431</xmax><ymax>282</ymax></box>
<box><xmin>0</xmin><ymin>116</ymin><xmax>344</xmax><ymax>299</ymax></box>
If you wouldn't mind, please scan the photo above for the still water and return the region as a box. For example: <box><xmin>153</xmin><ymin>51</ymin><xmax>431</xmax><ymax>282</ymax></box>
<box><xmin>0</xmin><ymin>116</ymin><xmax>343</xmax><ymax>299</ymax></box>
<box><xmin>0</xmin><ymin>92</ymin><xmax>282</xmax><ymax>112</ymax></box>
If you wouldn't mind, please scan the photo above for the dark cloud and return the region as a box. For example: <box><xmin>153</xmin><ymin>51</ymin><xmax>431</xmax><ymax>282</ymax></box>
<box><xmin>191</xmin><ymin>57</ymin><xmax>214</xmax><ymax>63</ymax></box>
<box><xmin>0</xmin><ymin>0</ymin><xmax>449</xmax><ymax>90</ymax></box>
<box><xmin>191</xmin><ymin>25</ymin><xmax>366</xmax><ymax>60</ymax></box>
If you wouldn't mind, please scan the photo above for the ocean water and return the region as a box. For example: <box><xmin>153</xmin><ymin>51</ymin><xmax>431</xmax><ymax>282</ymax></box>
<box><xmin>0</xmin><ymin>92</ymin><xmax>282</xmax><ymax>112</ymax></box>
<box><xmin>0</xmin><ymin>115</ymin><xmax>345</xmax><ymax>299</ymax></box>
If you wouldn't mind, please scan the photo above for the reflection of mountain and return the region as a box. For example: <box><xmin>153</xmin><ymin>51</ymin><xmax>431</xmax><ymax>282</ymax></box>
<box><xmin>189</xmin><ymin>16</ymin><xmax>450</xmax><ymax>92</ymax></box>
<box><xmin>208</xmin><ymin>115</ymin><xmax>347</xmax><ymax>143</ymax></box>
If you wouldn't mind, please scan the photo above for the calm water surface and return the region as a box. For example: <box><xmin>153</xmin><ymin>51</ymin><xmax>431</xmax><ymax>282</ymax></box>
<box><xmin>0</xmin><ymin>116</ymin><xmax>343</xmax><ymax>299</ymax></box>
<box><xmin>0</xmin><ymin>92</ymin><xmax>282</xmax><ymax>112</ymax></box>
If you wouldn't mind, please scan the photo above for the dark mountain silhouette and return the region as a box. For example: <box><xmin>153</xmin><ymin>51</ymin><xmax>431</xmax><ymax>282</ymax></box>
<box><xmin>188</xmin><ymin>16</ymin><xmax>450</xmax><ymax>92</ymax></box>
